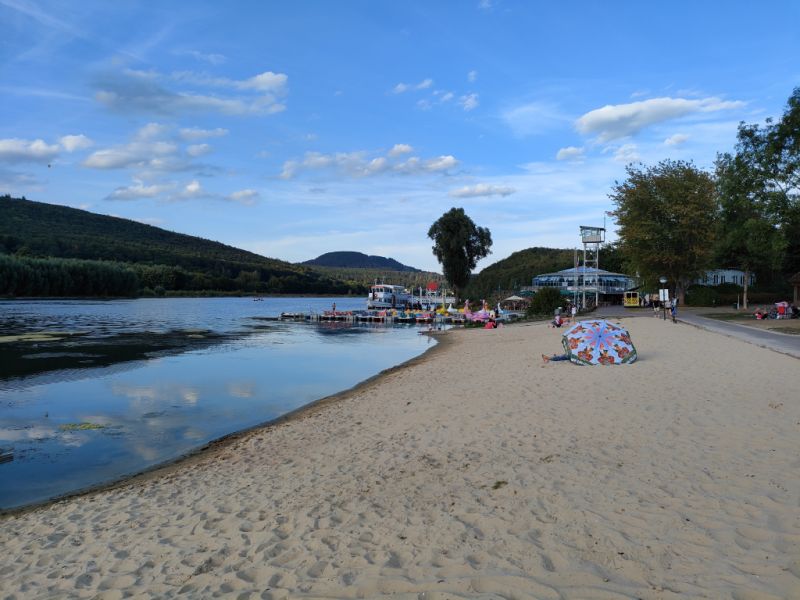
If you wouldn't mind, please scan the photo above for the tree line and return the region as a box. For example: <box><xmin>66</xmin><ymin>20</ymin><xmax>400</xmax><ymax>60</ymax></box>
<box><xmin>0</xmin><ymin>254</ymin><xmax>368</xmax><ymax>297</ymax></box>
<box><xmin>0</xmin><ymin>255</ymin><xmax>139</xmax><ymax>297</ymax></box>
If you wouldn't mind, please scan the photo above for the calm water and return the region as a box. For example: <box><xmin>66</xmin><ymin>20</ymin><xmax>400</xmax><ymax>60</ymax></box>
<box><xmin>0</xmin><ymin>297</ymin><xmax>435</xmax><ymax>509</ymax></box>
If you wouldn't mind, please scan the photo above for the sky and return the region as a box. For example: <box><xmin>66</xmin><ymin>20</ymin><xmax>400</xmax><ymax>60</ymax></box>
<box><xmin>2</xmin><ymin>1</ymin><xmax>799</xmax><ymax>273</ymax></box>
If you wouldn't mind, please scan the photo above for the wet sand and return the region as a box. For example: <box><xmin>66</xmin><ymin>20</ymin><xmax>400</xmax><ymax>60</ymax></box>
<box><xmin>1</xmin><ymin>317</ymin><xmax>799</xmax><ymax>599</ymax></box>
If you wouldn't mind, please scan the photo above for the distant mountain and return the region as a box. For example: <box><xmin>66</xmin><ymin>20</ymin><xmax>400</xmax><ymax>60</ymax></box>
<box><xmin>303</xmin><ymin>251</ymin><xmax>421</xmax><ymax>272</ymax></box>
<box><xmin>0</xmin><ymin>196</ymin><xmax>360</xmax><ymax>296</ymax></box>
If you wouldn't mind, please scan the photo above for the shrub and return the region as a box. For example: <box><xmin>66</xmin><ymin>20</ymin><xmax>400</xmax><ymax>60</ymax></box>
<box><xmin>528</xmin><ymin>287</ymin><xmax>564</xmax><ymax>316</ymax></box>
<box><xmin>685</xmin><ymin>284</ymin><xmax>718</xmax><ymax>306</ymax></box>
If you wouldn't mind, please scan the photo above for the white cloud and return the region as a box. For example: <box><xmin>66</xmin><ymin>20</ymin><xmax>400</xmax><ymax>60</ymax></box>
<box><xmin>186</xmin><ymin>143</ymin><xmax>212</xmax><ymax>157</ymax></box>
<box><xmin>94</xmin><ymin>68</ymin><xmax>288</xmax><ymax>116</ymax></box>
<box><xmin>136</xmin><ymin>122</ymin><xmax>169</xmax><ymax>140</ymax></box>
<box><xmin>423</xmin><ymin>155</ymin><xmax>459</xmax><ymax>172</ymax></box>
<box><xmin>417</xmin><ymin>99</ymin><xmax>432</xmax><ymax>110</ymax></box>
<box><xmin>664</xmin><ymin>133</ymin><xmax>690</xmax><ymax>146</ymax></box>
<box><xmin>389</xmin><ymin>143</ymin><xmax>413</xmax><ymax>157</ymax></box>
<box><xmin>84</xmin><ymin>142</ymin><xmax>177</xmax><ymax>169</ymax></box>
<box><xmin>449</xmin><ymin>183</ymin><xmax>516</xmax><ymax>198</ymax></box>
<box><xmin>556</xmin><ymin>146</ymin><xmax>585</xmax><ymax>161</ymax></box>
<box><xmin>184</xmin><ymin>180</ymin><xmax>202</xmax><ymax>196</ymax></box>
<box><xmin>468</xmin><ymin>70</ymin><xmax>478</xmax><ymax>83</ymax></box>
<box><xmin>83</xmin><ymin>123</ymin><xmax>179</xmax><ymax>169</ymax></box>
<box><xmin>227</xmin><ymin>189</ymin><xmax>259</xmax><ymax>205</ymax></box>
<box><xmin>83</xmin><ymin>123</ymin><xmax>223</xmax><ymax>174</ymax></box>
<box><xmin>280</xmin><ymin>149</ymin><xmax>459</xmax><ymax>179</ymax></box>
<box><xmin>502</xmin><ymin>101</ymin><xmax>571</xmax><ymax>137</ymax></box>
<box><xmin>238</xmin><ymin>71</ymin><xmax>288</xmax><ymax>92</ymax></box>
<box><xmin>59</xmin><ymin>134</ymin><xmax>93</xmax><ymax>152</ymax></box>
<box><xmin>460</xmin><ymin>93</ymin><xmax>479</xmax><ymax>111</ymax></box>
<box><xmin>612</xmin><ymin>143</ymin><xmax>640</xmax><ymax>163</ymax></box>
<box><xmin>392</xmin><ymin>78</ymin><xmax>435</xmax><ymax>94</ymax></box>
<box><xmin>179</xmin><ymin>127</ymin><xmax>228</xmax><ymax>141</ymax></box>
<box><xmin>439</xmin><ymin>92</ymin><xmax>454</xmax><ymax>102</ymax></box>
<box><xmin>0</xmin><ymin>138</ymin><xmax>60</xmax><ymax>163</ymax></box>
<box><xmin>151</xmin><ymin>69</ymin><xmax>288</xmax><ymax>94</ymax></box>
<box><xmin>175</xmin><ymin>49</ymin><xmax>227</xmax><ymax>65</ymax></box>
<box><xmin>106</xmin><ymin>179</ymin><xmax>174</xmax><ymax>200</ymax></box>
<box><xmin>576</xmin><ymin>96</ymin><xmax>744</xmax><ymax>142</ymax></box>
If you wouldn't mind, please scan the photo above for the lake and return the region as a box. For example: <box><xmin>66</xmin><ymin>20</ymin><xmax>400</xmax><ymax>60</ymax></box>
<box><xmin>0</xmin><ymin>297</ymin><xmax>436</xmax><ymax>510</ymax></box>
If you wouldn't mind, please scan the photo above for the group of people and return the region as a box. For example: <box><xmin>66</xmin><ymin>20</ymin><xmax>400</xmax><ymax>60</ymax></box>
<box><xmin>550</xmin><ymin>304</ymin><xmax>577</xmax><ymax>328</ymax></box>
<box><xmin>754</xmin><ymin>303</ymin><xmax>798</xmax><ymax>320</ymax></box>
<box><xmin>652</xmin><ymin>298</ymin><xmax>678</xmax><ymax>323</ymax></box>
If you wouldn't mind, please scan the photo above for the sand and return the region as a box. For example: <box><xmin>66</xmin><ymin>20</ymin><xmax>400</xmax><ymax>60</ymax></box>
<box><xmin>1</xmin><ymin>317</ymin><xmax>799</xmax><ymax>599</ymax></box>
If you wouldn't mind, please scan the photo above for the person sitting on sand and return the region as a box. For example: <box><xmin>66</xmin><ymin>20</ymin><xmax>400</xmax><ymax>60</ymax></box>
<box><xmin>550</xmin><ymin>314</ymin><xmax>563</xmax><ymax>328</ymax></box>
<box><xmin>484</xmin><ymin>317</ymin><xmax>497</xmax><ymax>329</ymax></box>
<box><xmin>542</xmin><ymin>353</ymin><xmax>570</xmax><ymax>363</ymax></box>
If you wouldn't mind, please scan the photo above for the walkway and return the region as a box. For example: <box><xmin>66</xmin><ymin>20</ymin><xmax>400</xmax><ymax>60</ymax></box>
<box><xmin>595</xmin><ymin>305</ymin><xmax>800</xmax><ymax>359</ymax></box>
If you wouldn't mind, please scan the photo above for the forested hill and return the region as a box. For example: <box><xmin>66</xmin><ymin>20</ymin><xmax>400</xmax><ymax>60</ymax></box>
<box><xmin>464</xmin><ymin>247</ymin><xmax>575</xmax><ymax>299</ymax></box>
<box><xmin>0</xmin><ymin>196</ymin><xmax>359</xmax><ymax>296</ymax></box>
<box><xmin>464</xmin><ymin>245</ymin><xmax>625</xmax><ymax>300</ymax></box>
<box><xmin>303</xmin><ymin>251</ymin><xmax>420</xmax><ymax>272</ymax></box>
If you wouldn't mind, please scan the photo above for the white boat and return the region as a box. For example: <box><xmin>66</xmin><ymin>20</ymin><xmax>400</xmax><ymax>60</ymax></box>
<box><xmin>410</xmin><ymin>289</ymin><xmax>457</xmax><ymax>311</ymax></box>
<box><xmin>367</xmin><ymin>284</ymin><xmax>411</xmax><ymax>309</ymax></box>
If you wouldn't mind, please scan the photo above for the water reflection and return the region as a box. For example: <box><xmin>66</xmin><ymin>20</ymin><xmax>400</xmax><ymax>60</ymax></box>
<box><xmin>0</xmin><ymin>297</ymin><xmax>433</xmax><ymax>509</ymax></box>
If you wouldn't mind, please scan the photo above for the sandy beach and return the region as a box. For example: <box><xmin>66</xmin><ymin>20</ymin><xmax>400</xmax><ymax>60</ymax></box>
<box><xmin>1</xmin><ymin>316</ymin><xmax>799</xmax><ymax>599</ymax></box>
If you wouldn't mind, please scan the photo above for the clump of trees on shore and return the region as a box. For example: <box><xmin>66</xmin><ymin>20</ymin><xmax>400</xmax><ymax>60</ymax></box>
<box><xmin>0</xmin><ymin>255</ymin><xmax>139</xmax><ymax>297</ymax></box>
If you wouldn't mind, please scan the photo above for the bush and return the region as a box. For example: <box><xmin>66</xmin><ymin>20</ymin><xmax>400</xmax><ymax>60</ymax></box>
<box><xmin>685</xmin><ymin>284</ymin><xmax>718</xmax><ymax>306</ymax></box>
<box><xmin>527</xmin><ymin>287</ymin><xmax>564</xmax><ymax>316</ymax></box>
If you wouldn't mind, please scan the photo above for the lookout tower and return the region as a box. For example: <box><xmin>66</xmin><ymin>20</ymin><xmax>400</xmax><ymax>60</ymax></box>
<box><xmin>579</xmin><ymin>225</ymin><xmax>605</xmax><ymax>309</ymax></box>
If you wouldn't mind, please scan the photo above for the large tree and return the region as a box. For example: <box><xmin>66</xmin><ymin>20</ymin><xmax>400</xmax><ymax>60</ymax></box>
<box><xmin>428</xmin><ymin>207</ymin><xmax>492</xmax><ymax>300</ymax></box>
<box><xmin>715</xmin><ymin>152</ymin><xmax>786</xmax><ymax>309</ymax></box>
<box><xmin>609</xmin><ymin>160</ymin><xmax>717</xmax><ymax>304</ymax></box>
<box><xmin>728</xmin><ymin>87</ymin><xmax>800</xmax><ymax>281</ymax></box>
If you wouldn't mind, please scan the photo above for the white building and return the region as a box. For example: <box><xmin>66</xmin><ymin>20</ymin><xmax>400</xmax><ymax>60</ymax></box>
<box><xmin>694</xmin><ymin>269</ymin><xmax>756</xmax><ymax>287</ymax></box>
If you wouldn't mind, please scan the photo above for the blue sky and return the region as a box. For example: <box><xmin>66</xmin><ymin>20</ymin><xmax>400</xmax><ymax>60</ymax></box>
<box><xmin>2</xmin><ymin>1</ymin><xmax>799</xmax><ymax>272</ymax></box>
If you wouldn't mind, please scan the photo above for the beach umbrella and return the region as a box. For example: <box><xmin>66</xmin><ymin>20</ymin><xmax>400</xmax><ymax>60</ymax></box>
<box><xmin>561</xmin><ymin>319</ymin><xmax>637</xmax><ymax>365</ymax></box>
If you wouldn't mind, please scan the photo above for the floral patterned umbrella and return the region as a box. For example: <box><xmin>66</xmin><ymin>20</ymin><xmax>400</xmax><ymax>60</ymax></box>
<box><xmin>561</xmin><ymin>319</ymin><xmax>637</xmax><ymax>365</ymax></box>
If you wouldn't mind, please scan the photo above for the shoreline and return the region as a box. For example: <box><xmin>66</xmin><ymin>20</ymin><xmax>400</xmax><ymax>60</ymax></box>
<box><xmin>2</xmin><ymin>319</ymin><xmax>798</xmax><ymax>598</ymax></box>
<box><xmin>0</xmin><ymin>331</ymin><xmax>450</xmax><ymax>518</ymax></box>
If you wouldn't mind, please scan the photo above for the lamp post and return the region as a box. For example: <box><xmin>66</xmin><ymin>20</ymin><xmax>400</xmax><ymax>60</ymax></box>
<box><xmin>659</xmin><ymin>276</ymin><xmax>668</xmax><ymax>320</ymax></box>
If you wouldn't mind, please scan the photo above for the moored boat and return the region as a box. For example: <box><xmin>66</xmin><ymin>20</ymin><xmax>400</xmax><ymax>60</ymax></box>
<box><xmin>367</xmin><ymin>284</ymin><xmax>412</xmax><ymax>309</ymax></box>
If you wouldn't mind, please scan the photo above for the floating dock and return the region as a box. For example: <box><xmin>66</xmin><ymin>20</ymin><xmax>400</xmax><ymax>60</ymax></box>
<box><xmin>279</xmin><ymin>311</ymin><xmax>472</xmax><ymax>325</ymax></box>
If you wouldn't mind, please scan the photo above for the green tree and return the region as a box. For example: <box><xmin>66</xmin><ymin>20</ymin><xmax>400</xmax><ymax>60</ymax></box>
<box><xmin>731</xmin><ymin>87</ymin><xmax>800</xmax><ymax>280</ymax></box>
<box><xmin>528</xmin><ymin>287</ymin><xmax>563</xmax><ymax>316</ymax></box>
<box><xmin>428</xmin><ymin>207</ymin><xmax>492</xmax><ymax>300</ymax></box>
<box><xmin>715</xmin><ymin>152</ymin><xmax>786</xmax><ymax>309</ymax></box>
<box><xmin>609</xmin><ymin>160</ymin><xmax>717</xmax><ymax>304</ymax></box>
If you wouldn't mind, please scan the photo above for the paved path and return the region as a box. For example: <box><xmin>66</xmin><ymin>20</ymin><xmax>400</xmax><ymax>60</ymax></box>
<box><xmin>595</xmin><ymin>305</ymin><xmax>800</xmax><ymax>359</ymax></box>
